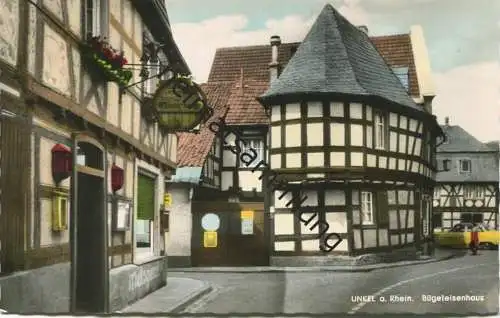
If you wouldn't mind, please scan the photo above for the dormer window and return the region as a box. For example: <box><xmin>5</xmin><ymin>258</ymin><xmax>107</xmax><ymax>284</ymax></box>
<box><xmin>458</xmin><ymin>159</ymin><xmax>471</xmax><ymax>174</ymax></box>
<box><xmin>374</xmin><ymin>112</ymin><xmax>386</xmax><ymax>150</ymax></box>
<box><xmin>392</xmin><ymin>66</ymin><xmax>409</xmax><ymax>92</ymax></box>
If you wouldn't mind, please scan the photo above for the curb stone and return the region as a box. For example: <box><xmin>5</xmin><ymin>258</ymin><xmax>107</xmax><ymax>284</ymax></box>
<box><xmin>169</xmin><ymin>252</ymin><xmax>463</xmax><ymax>273</ymax></box>
<box><xmin>169</xmin><ymin>281</ymin><xmax>213</xmax><ymax>313</ymax></box>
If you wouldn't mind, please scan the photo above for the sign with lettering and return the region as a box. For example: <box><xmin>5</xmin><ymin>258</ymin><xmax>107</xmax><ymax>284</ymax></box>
<box><xmin>204</xmin><ymin>231</ymin><xmax>217</xmax><ymax>248</ymax></box>
<box><xmin>151</xmin><ymin>76</ymin><xmax>212</xmax><ymax>131</ymax></box>
<box><xmin>241</xmin><ymin>210</ymin><xmax>254</xmax><ymax>220</ymax></box>
<box><xmin>241</xmin><ymin>219</ymin><xmax>254</xmax><ymax>235</ymax></box>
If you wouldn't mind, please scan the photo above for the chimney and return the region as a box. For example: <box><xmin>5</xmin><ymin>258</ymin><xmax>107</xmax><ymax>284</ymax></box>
<box><xmin>358</xmin><ymin>25</ymin><xmax>368</xmax><ymax>34</ymax></box>
<box><xmin>269</xmin><ymin>35</ymin><xmax>281</xmax><ymax>82</ymax></box>
<box><xmin>445</xmin><ymin>116</ymin><xmax>449</xmax><ymax>126</ymax></box>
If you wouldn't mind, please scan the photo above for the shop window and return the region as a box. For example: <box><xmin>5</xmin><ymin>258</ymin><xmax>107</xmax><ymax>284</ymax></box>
<box><xmin>136</xmin><ymin>173</ymin><xmax>156</xmax><ymax>261</ymax></box>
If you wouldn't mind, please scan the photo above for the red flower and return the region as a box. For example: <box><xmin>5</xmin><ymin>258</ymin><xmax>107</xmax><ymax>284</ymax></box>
<box><xmin>103</xmin><ymin>47</ymin><xmax>113</xmax><ymax>59</ymax></box>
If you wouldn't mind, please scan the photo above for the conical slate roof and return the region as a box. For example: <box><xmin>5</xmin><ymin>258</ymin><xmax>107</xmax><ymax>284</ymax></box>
<box><xmin>259</xmin><ymin>4</ymin><xmax>420</xmax><ymax>111</ymax></box>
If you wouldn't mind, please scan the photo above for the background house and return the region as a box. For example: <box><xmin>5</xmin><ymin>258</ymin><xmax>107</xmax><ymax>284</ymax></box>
<box><xmin>168</xmin><ymin>4</ymin><xmax>442</xmax><ymax>267</ymax></box>
<box><xmin>0</xmin><ymin>0</ymin><xmax>189</xmax><ymax>313</ymax></box>
<box><xmin>432</xmin><ymin>117</ymin><xmax>499</xmax><ymax>231</ymax></box>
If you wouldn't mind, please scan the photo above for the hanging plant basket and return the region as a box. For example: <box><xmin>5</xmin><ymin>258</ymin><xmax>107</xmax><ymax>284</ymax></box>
<box><xmin>81</xmin><ymin>35</ymin><xmax>133</xmax><ymax>87</ymax></box>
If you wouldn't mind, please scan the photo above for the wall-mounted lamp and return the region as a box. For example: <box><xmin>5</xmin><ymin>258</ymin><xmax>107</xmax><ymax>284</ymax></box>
<box><xmin>51</xmin><ymin>144</ymin><xmax>72</xmax><ymax>184</ymax></box>
<box><xmin>111</xmin><ymin>163</ymin><xmax>124</xmax><ymax>193</ymax></box>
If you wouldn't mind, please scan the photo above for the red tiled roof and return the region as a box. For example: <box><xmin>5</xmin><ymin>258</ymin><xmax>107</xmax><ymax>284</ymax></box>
<box><xmin>176</xmin><ymin>80</ymin><xmax>269</xmax><ymax>167</ymax></box>
<box><xmin>207</xmin><ymin>34</ymin><xmax>420</xmax><ymax>97</ymax></box>
<box><xmin>176</xmin><ymin>82</ymin><xmax>233</xmax><ymax>167</ymax></box>
<box><xmin>225</xmin><ymin>79</ymin><xmax>269</xmax><ymax>125</ymax></box>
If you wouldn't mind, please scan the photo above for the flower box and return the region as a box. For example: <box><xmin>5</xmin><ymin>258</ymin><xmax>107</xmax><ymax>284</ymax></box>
<box><xmin>81</xmin><ymin>35</ymin><xmax>133</xmax><ymax>87</ymax></box>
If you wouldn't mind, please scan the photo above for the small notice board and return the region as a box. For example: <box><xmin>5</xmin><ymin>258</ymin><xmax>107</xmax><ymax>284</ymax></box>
<box><xmin>203</xmin><ymin>231</ymin><xmax>218</xmax><ymax>248</ymax></box>
<box><xmin>241</xmin><ymin>210</ymin><xmax>254</xmax><ymax>235</ymax></box>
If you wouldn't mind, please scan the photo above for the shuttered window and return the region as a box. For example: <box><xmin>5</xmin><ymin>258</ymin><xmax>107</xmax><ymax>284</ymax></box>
<box><xmin>137</xmin><ymin>174</ymin><xmax>155</xmax><ymax>220</ymax></box>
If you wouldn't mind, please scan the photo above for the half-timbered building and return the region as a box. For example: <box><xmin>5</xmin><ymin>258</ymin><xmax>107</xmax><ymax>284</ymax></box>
<box><xmin>0</xmin><ymin>0</ymin><xmax>190</xmax><ymax>313</ymax></box>
<box><xmin>169</xmin><ymin>4</ymin><xmax>442</xmax><ymax>266</ymax></box>
<box><xmin>432</xmin><ymin>118</ymin><xmax>499</xmax><ymax>231</ymax></box>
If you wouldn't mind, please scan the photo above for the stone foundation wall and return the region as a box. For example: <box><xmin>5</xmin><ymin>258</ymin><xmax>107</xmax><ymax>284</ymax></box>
<box><xmin>0</xmin><ymin>256</ymin><xmax>167</xmax><ymax>314</ymax></box>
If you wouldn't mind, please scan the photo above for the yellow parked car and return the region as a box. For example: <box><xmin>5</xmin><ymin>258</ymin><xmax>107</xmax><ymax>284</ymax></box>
<box><xmin>434</xmin><ymin>223</ymin><xmax>499</xmax><ymax>250</ymax></box>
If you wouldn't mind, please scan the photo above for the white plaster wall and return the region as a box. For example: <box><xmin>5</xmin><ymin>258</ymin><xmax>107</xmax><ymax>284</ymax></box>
<box><xmin>410</xmin><ymin>25</ymin><xmax>435</xmax><ymax>97</ymax></box>
<box><xmin>271</xmin><ymin>126</ymin><xmax>281</xmax><ymax>148</ymax></box>
<box><xmin>271</xmin><ymin>105</ymin><xmax>281</xmax><ymax>122</ymax></box>
<box><xmin>398</xmin><ymin>159</ymin><xmax>406</xmax><ymax>171</ymax></box>
<box><xmin>239</xmin><ymin>171</ymin><xmax>262</xmax><ymax>191</ymax></box>
<box><xmin>378</xmin><ymin>229</ymin><xmax>388</xmax><ymax>246</ymax></box>
<box><xmin>390</xmin><ymin>235</ymin><xmax>399</xmax><ymax>245</ymax></box>
<box><xmin>326</xmin><ymin>212</ymin><xmax>347</xmax><ymax>233</ymax></box>
<box><xmin>221</xmin><ymin>171</ymin><xmax>232</xmax><ymax>191</ymax></box>
<box><xmin>270</xmin><ymin>154</ymin><xmax>281</xmax><ymax>169</ymax></box>
<box><xmin>352</xmin><ymin>209</ymin><xmax>360</xmax><ymax>225</ymax></box>
<box><xmin>307</xmin><ymin>153</ymin><xmax>324</xmax><ymax>167</ymax></box>
<box><xmin>286</xmin><ymin>153</ymin><xmax>301</xmax><ymax>168</ymax></box>
<box><xmin>307</xmin><ymin>101</ymin><xmax>323</xmax><ymax>117</ymax></box>
<box><xmin>301</xmin><ymin>240</ymin><xmax>319</xmax><ymax>251</ymax></box>
<box><xmin>414</xmin><ymin>138</ymin><xmax>422</xmax><ymax>156</ymax></box>
<box><xmin>285</xmin><ymin>103</ymin><xmax>301</xmax><ymax>120</ymax></box>
<box><xmin>330</xmin><ymin>123</ymin><xmax>345</xmax><ymax>145</ymax></box>
<box><xmin>350</xmin><ymin>152</ymin><xmax>363</xmax><ymax>166</ymax></box>
<box><xmin>330</xmin><ymin>152</ymin><xmax>345</xmax><ymax>166</ymax></box>
<box><xmin>274</xmin><ymin>213</ymin><xmax>294</xmax><ymax>235</ymax></box>
<box><xmin>367</xmin><ymin>154</ymin><xmax>376</xmax><ymax>167</ymax></box>
<box><xmin>363</xmin><ymin>229</ymin><xmax>377</xmax><ymax>248</ymax></box>
<box><xmin>366</xmin><ymin>125</ymin><xmax>373</xmax><ymax>148</ymax></box>
<box><xmin>389</xmin><ymin>113</ymin><xmax>398</xmax><ymax>127</ymax></box>
<box><xmin>399</xmin><ymin>115</ymin><xmax>407</xmax><ymax>129</ymax></box>
<box><xmin>330</xmin><ymin>102</ymin><xmax>344</xmax><ymax>117</ymax></box>
<box><xmin>302</xmin><ymin>190</ymin><xmax>318</xmax><ymax>206</ymax></box>
<box><xmin>399</xmin><ymin>134</ymin><xmax>407</xmax><ymax>154</ymax></box>
<box><xmin>285</xmin><ymin>124</ymin><xmax>301</xmax><ymax>147</ymax></box>
<box><xmin>366</xmin><ymin>105</ymin><xmax>372</xmax><ymax>121</ymax></box>
<box><xmin>353</xmin><ymin>229</ymin><xmax>362</xmax><ymax>248</ymax></box>
<box><xmin>274</xmin><ymin>241</ymin><xmax>294</xmax><ymax>251</ymax></box>
<box><xmin>407</xmin><ymin>233</ymin><xmax>414</xmax><ymax>243</ymax></box>
<box><xmin>379</xmin><ymin>156</ymin><xmax>387</xmax><ymax>169</ymax></box>
<box><xmin>39</xmin><ymin>136</ymin><xmax>70</xmax><ymax>188</ymax></box>
<box><xmin>324</xmin><ymin>190</ymin><xmax>345</xmax><ymax>206</ymax></box>
<box><xmin>389</xmin><ymin>158</ymin><xmax>397</xmax><ymax>170</ymax></box>
<box><xmin>389</xmin><ymin>210</ymin><xmax>398</xmax><ymax>229</ymax></box>
<box><xmin>223</xmin><ymin>149</ymin><xmax>236</xmax><ymax>167</ymax></box>
<box><xmin>166</xmin><ymin>185</ymin><xmax>192</xmax><ymax>257</ymax></box>
<box><xmin>389</xmin><ymin>132</ymin><xmax>398</xmax><ymax>152</ymax></box>
<box><xmin>409</xmin><ymin>119</ymin><xmax>418</xmax><ymax>132</ymax></box>
<box><xmin>350</xmin><ymin>124</ymin><xmax>363</xmax><ymax>146</ymax></box>
<box><xmin>300</xmin><ymin>213</ymin><xmax>318</xmax><ymax>234</ymax></box>
<box><xmin>307</xmin><ymin>123</ymin><xmax>323</xmax><ymax>146</ymax></box>
<box><xmin>350</xmin><ymin>103</ymin><xmax>363</xmax><ymax>119</ymax></box>
<box><xmin>275</xmin><ymin>190</ymin><xmax>293</xmax><ymax>208</ymax></box>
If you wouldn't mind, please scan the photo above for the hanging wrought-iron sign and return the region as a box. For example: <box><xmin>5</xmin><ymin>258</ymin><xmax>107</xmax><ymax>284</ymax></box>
<box><xmin>151</xmin><ymin>74</ymin><xmax>212</xmax><ymax>131</ymax></box>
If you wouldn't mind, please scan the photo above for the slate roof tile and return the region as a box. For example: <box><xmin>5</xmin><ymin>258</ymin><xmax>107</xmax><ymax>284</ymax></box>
<box><xmin>259</xmin><ymin>4</ymin><xmax>420</xmax><ymax>111</ymax></box>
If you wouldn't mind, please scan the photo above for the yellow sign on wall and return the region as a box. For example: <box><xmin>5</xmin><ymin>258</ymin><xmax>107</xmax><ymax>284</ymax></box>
<box><xmin>163</xmin><ymin>193</ymin><xmax>172</xmax><ymax>207</ymax></box>
<box><xmin>241</xmin><ymin>210</ymin><xmax>254</xmax><ymax>220</ymax></box>
<box><xmin>203</xmin><ymin>231</ymin><xmax>218</xmax><ymax>248</ymax></box>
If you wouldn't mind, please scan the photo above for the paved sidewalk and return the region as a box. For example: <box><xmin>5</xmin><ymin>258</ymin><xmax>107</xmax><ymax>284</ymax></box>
<box><xmin>169</xmin><ymin>248</ymin><xmax>467</xmax><ymax>273</ymax></box>
<box><xmin>119</xmin><ymin>277</ymin><xmax>212</xmax><ymax>313</ymax></box>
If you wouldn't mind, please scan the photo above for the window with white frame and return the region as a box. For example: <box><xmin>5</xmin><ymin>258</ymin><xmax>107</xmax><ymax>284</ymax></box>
<box><xmin>374</xmin><ymin>113</ymin><xmax>386</xmax><ymax>149</ymax></box>
<box><xmin>361</xmin><ymin>191</ymin><xmax>374</xmax><ymax>225</ymax></box>
<box><xmin>85</xmin><ymin>0</ymin><xmax>101</xmax><ymax>37</ymax></box>
<box><xmin>463</xmin><ymin>185</ymin><xmax>484</xmax><ymax>200</ymax></box>
<box><xmin>458</xmin><ymin>159</ymin><xmax>472</xmax><ymax>174</ymax></box>
<box><xmin>242</xmin><ymin>138</ymin><xmax>264</xmax><ymax>167</ymax></box>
